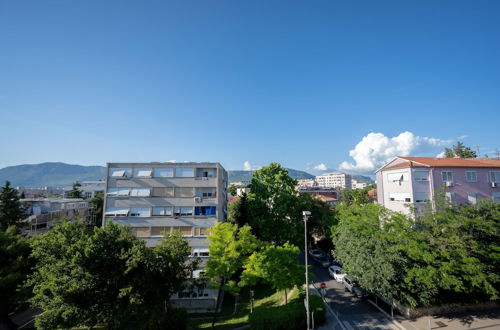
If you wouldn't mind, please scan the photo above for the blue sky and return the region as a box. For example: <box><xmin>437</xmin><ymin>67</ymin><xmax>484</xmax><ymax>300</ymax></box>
<box><xmin>1</xmin><ymin>0</ymin><xmax>499</xmax><ymax>174</ymax></box>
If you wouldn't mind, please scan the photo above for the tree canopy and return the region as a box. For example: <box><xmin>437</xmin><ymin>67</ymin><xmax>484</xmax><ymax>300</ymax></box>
<box><xmin>444</xmin><ymin>141</ymin><xmax>477</xmax><ymax>158</ymax></box>
<box><xmin>66</xmin><ymin>182</ymin><xmax>83</xmax><ymax>199</ymax></box>
<box><xmin>0</xmin><ymin>181</ymin><xmax>26</xmax><ymax>230</ymax></box>
<box><xmin>28</xmin><ymin>220</ymin><xmax>194</xmax><ymax>329</ymax></box>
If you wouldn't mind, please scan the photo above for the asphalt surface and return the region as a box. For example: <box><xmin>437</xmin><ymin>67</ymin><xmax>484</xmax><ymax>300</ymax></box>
<box><xmin>302</xmin><ymin>252</ymin><xmax>402</xmax><ymax>330</ymax></box>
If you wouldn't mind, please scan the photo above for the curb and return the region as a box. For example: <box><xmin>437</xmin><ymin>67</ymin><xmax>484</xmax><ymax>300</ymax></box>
<box><xmin>366</xmin><ymin>299</ymin><xmax>407</xmax><ymax>330</ymax></box>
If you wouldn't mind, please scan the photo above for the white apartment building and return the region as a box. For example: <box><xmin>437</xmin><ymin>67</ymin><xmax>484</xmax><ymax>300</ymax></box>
<box><xmin>315</xmin><ymin>172</ymin><xmax>352</xmax><ymax>189</ymax></box>
<box><xmin>351</xmin><ymin>179</ymin><xmax>368</xmax><ymax>190</ymax></box>
<box><xmin>103</xmin><ymin>162</ymin><xmax>228</xmax><ymax>311</ymax></box>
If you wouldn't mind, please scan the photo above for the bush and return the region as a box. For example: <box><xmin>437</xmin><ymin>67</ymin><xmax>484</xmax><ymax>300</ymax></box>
<box><xmin>249</xmin><ymin>295</ymin><xmax>326</xmax><ymax>330</ymax></box>
<box><xmin>163</xmin><ymin>307</ymin><xmax>187</xmax><ymax>330</ymax></box>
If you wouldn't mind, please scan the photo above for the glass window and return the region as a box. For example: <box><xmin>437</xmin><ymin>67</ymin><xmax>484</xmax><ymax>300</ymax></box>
<box><xmin>132</xmin><ymin>227</ymin><xmax>150</xmax><ymax>237</ymax></box>
<box><xmin>134</xmin><ymin>168</ymin><xmax>152</xmax><ymax>177</ymax></box>
<box><xmin>442</xmin><ymin>171</ymin><xmax>453</xmax><ymax>181</ymax></box>
<box><xmin>490</xmin><ymin>171</ymin><xmax>500</xmax><ymax>183</ymax></box>
<box><xmin>414</xmin><ymin>193</ymin><xmax>429</xmax><ymax>203</ymax></box>
<box><xmin>466</xmin><ymin>171</ymin><xmax>477</xmax><ymax>182</ymax></box>
<box><xmin>195</xmin><ymin>206</ymin><xmax>217</xmax><ymax>216</ymax></box>
<box><xmin>151</xmin><ymin>226</ymin><xmax>171</xmax><ymax>236</ymax></box>
<box><xmin>130</xmin><ymin>207</ymin><xmax>151</xmax><ymax>217</ymax></box>
<box><xmin>154</xmin><ymin>168</ymin><xmax>174</xmax><ymax>178</ymax></box>
<box><xmin>413</xmin><ymin>171</ymin><xmax>429</xmax><ymax>181</ymax></box>
<box><xmin>152</xmin><ymin>207</ymin><xmax>173</xmax><ymax>216</ymax></box>
<box><xmin>196</xmin><ymin>168</ymin><xmax>216</xmax><ymax>178</ymax></box>
<box><xmin>107</xmin><ymin>188</ymin><xmax>130</xmax><ymax>197</ymax></box>
<box><xmin>175</xmin><ymin>168</ymin><xmax>194</xmax><ymax>177</ymax></box>
<box><xmin>110</xmin><ymin>168</ymin><xmax>131</xmax><ymax>177</ymax></box>
<box><xmin>194</xmin><ymin>228</ymin><xmax>209</xmax><ymax>236</ymax></box>
<box><xmin>175</xmin><ymin>187</ymin><xmax>194</xmax><ymax>197</ymax></box>
<box><xmin>130</xmin><ymin>188</ymin><xmax>151</xmax><ymax>197</ymax></box>
<box><xmin>152</xmin><ymin>187</ymin><xmax>174</xmax><ymax>197</ymax></box>
<box><xmin>104</xmin><ymin>208</ymin><xmax>129</xmax><ymax>216</ymax></box>
<box><xmin>174</xmin><ymin>207</ymin><xmax>193</xmax><ymax>216</ymax></box>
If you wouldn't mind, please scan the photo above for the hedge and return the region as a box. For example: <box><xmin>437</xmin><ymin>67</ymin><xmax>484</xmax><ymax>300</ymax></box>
<box><xmin>249</xmin><ymin>295</ymin><xmax>325</xmax><ymax>330</ymax></box>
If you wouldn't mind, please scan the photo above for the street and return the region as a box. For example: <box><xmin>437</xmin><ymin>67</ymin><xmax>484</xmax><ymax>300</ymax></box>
<box><xmin>302</xmin><ymin>253</ymin><xmax>402</xmax><ymax>330</ymax></box>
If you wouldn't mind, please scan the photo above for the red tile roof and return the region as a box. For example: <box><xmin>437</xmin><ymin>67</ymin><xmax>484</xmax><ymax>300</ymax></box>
<box><xmin>383</xmin><ymin>157</ymin><xmax>500</xmax><ymax>171</ymax></box>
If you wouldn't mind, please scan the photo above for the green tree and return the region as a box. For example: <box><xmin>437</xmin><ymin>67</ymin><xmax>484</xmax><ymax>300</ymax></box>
<box><xmin>0</xmin><ymin>226</ymin><xmax>32</xmax><ymax>329</ymax></box>
<box><xmin>228</xmin><ymin>193</ymin><xmax>251</xmax><ymax>228</ymax></box>
<box><xmin>89</xmin><ymin>192</ymin><xmax>104</xmax><ymax>227</ymax></box>
<box><xmin>66</xmin><ymin>181</ymin><xmax>83</xmax><ymax>199</ymax></box>
<box><xmin>28</xmin><ymin>220</ymin><xmax>193</xmax><ymax>329</ymax></box>
<box><xmin>240</xmin><ymin>242</ymin><xmax>304</xmax><ymax>304</ymax></box>
<box><xmin>0</xmin><ymin>181</ymin><xmax>26</xmax><ymax>230</ymax></box>
<box><xmin>228</xmin><ymin>184</ymin><xmax>238</xmax><ymax>196</ymax></box>
<box><xmin>444</xmin><ymin>141</ymin><xmax>477</xmax><ymax>158</ymax></box>
<box><xmin>205</xmin><ymin>222</ymin><xmax>259</xmax><ymax>326</ymax></box>
<box><xmin>339</xmin><ymin>186</ymin><xmax>373</xmax><ymax>206</ymax></box>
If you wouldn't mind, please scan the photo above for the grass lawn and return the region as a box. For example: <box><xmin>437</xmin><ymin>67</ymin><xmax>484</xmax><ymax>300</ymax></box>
<box><xmin>187</xmin><ymin>285</ymin><xmax>301</xmax><ymax>330</ymax></box>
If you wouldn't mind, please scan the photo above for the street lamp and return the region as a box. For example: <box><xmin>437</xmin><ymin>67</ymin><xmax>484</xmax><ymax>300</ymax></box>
<box><xmin>303</xmin><ymin>210</ymin><xmax>311</xmax><ymax>330</ymax></box>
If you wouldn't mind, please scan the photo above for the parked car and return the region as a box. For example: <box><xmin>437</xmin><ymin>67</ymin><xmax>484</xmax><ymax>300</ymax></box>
<box><xmin>314</xmin><ymin>255</ymin><xmax>330</xmax><ymax>268</ymax></box>
<box><xmin>308</xmin><ymin>249</ymin><xmax>324</xmax><ymax>259</ymax></box>
<box><xmin>328</xmin><ymin>265</ymin><xmax>346</xmax><ymax>282</ymax></box>
<box><xmin>343</xmin><ymin>275</ymin><xmax>369</xmax><ymax>298</ymax></box>
<box><xmin>352</xmin><ymin>286</ymin><xmax>369</xmax><ymax>299</ymax></box>
<box><xmin>343</xmin><ymin>275</ymin><xmax>354</xmax><ymax>293</ymax></box>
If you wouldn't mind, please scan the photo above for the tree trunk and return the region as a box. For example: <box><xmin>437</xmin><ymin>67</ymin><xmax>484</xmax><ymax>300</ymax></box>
<box><xmin>211</xmin><ymin>278</ymin><xmax>225</xmax><ymax>328</ymax></box>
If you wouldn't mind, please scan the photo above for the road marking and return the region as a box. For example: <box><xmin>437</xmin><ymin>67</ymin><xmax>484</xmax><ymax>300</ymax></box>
<box><xmin>18</xmin><ymin>318</ymin><xmax>35</xmax><ymax>329</ymax></box>
<box><xmin>343</xmin><ymin>321</ymin><xmax>356</xmax><ymax>330</ymax></box>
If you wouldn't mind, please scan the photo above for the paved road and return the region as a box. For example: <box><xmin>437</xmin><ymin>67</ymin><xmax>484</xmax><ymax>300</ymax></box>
<box><xmin>302</xmin><ymin>253</ymin><xmax>402</xmax><ymax>330</ymax></box>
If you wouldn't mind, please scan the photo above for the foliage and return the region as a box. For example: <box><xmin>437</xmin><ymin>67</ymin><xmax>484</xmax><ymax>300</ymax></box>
<box><xmin>228</xmin><ymin>193</ymin><xmax>252</xmax><ymax>228</ymax></box>
<box><xmin>444</xmin><ymin>141</ymin><xmax>477</xmax><ymax>158</ymax></box>
<box><xmin>28</xmin><ymin>220</ymin><xmax>193</xmax><ymax>329</ymax></box>
<box><xmin>206</xmin><ymin>222</ymin><xmax>260</xmax><ymax>295</ymax></box>
<box><xmin>164</xmin><ymin>307</ymin><xmax>188</xmax><ymax>330</ymax></box>
<box><xmin>66</xmin><ymin>181</ymin><xmax>83</xmax><ymax>199</ymax></box>
<box><xmin>0</xmin><ymin>181</ymin><xmax>26</xmax><ymax>230</ymax></box>
<box><xmin>333</xmin><ymin>200</ymin><xmax>500</xmax><ymax>308</ymax></box>
<box><xmin>228</xmin><ymin>184</ymin><xmax>238</xmax><ymax>196</ymax></box>
<box><xmin>0</xmin><ymin>226</ymin><xmax>32</xmax><ymax>328</ymax></box>
<box><xmin>89</xmin><ymin>192</ymin><xmax>104</xmax><ymax>227</ymax></box>
<box><xmin>240</xmin><ymin>243</ymin><xmax>303</xmax><ymax>303</ymax></box>
<box><xmin>339</xmin><ymin>185</ymin><xmax>374</xmax><ymax>206</ymax></box>
<box><xmin>248</xmin><ymin>294</ymin><xmax>325</xmax><ymax>330</ymax></box>
<box><xmin>298</xmin><ymin>193</ymin><xmax>338</xmax><ymax>241</ymax></box>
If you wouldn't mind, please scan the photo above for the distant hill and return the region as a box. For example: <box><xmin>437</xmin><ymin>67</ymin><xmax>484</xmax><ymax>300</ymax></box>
<box><xmin>0</xmin><ymin>162</ymin><xmax>106</xmax><ymax>187</ymax></box>
<box><xmin>0</xmin><ymin>163</ymin><xmax>315</xmax><ymax>187</ymax></box>
<box><xmin>351</xmin><ymin>175</ymin><xmax>375</xmax><ymax>184</ymax></box>
<box><xmin>228</xmin><ymin>168</ymin><xmax>314</xmax><ymax>182</ymax></box>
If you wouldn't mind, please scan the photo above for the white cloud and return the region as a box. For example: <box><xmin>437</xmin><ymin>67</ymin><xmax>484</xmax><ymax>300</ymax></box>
<box><xmin>436</xmin><ymin>151</ymin><xmax>446</xmax><ymax>158</ymax></box>
<box><xmin>313</xmin><ymin>163</ymin><xmax>328</xmax><ymax>171</ymax></box>
<box><xmin>458</xmin><ymin>135</ymin><xmax>469</xmax><ymax>140</ymax></box>
<box><xmin>165</xmin><ymin>160</ymin><xmax>176</xmax><ymax>163</ymax></box>
<box><xmin>243</xmin><ymin>161</ymin><xmax>252</xmax><ymax>171</ymax></box>
<box><xmin>339</xmin><ymin>131</ymin><xmax>452</xmax><ymax>173</ymax></box>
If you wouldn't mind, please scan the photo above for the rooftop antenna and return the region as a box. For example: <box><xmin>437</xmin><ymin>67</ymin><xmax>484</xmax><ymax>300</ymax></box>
<box><xmin>476</xmin><ymin>145</ymin><xmax>480</xmax><ymax>157</ymax></box>
<box><xmin>496</xmin><ymin>149</ymin><xmax>500</xmax><ymax>160</ymax></box>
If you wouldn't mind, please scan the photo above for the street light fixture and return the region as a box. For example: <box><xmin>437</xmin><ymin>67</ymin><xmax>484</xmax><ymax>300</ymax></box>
<box><xmin>303</xmin><ymin>210</ymin><xmax>311</xmax><ymax>330</ymax></box>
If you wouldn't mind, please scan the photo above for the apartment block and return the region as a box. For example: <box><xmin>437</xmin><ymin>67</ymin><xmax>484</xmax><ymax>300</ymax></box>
<box><xmin>376</xmin><ymin>157</ymin><xmax>500</xmax><ymax>215</ymax></box>
<box><xmin>315</xmin><ymin>172</ymin><xmax>352</xmax><ymax>189</ymax></box>
<box><xmin>103</xmin><ymin>162</ymin><xmax>228</xmax><ymax>310</ymax></box>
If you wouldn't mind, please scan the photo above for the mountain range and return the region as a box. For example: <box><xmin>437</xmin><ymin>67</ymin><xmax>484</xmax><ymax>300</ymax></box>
<box><xmin>0</xmin><ymin>162</ymin><xmax>373</xmax><ymax>187</ymax></box>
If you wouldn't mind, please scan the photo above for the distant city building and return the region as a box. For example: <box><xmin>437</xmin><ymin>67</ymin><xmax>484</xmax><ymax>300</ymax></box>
<box><xmin>351</xmin><ymin>179</ymin><xmax>368</xmax><ymax>190</ymax></box>
<box><xmin>315</xmin><ymin>172</ymin><xmax>352</xmax><ymax>190</ymax></box>
<box><xmin>297</xmin><ymin>179</ymin><xmax>317</xmax><ymax>188</ymax></box>
<box><xmin>16</xmin><ymin>186</ymin><xmax>64</xmax><ymax>198</ymax></box>
<box><xmin>64</xmin><ymin>180</ymin><xmax>105</xmax><ymax>200</ymax></box>
<box><xmin>21</xmin><ymin>198</ymin><xmax>90</xmax><ymax>236</ymax></box>
<box><xmin>103</xmin><ymin>162</ymin><xmax>228</xmax><ymax>311</ymax></box>
<box><xmin>376</xmin><ymin>157</ymin><xmax>500</xmax><ymax>215</ymax></box>
<box><xmin>298</xmin><ymin>187</ymin><xmax>338</xmax><ymax>207</ymax></box>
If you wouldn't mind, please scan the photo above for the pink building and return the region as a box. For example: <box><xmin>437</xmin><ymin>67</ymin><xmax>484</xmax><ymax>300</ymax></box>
<box><xmin>376</xmin><ymin>157</ymin><xmax>500</xmax><ymax>215</ymax></box>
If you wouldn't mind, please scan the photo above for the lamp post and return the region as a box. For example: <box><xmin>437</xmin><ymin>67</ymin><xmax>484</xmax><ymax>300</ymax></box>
<box><xmin>303</xmin><ymin>210</ymin><xmax>311</xmax><ymax>330</ymax></box>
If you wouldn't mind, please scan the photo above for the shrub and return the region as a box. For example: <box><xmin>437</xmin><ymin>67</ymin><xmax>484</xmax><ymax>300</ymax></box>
<box><xmin>249</xmin><ymin>294</ymin><xmax>326</xmax><ymax>330</ymax></box>
<box><xmin>163</xmin><ymin>307</ymin><xmax>187</xmax><ymax>330</ymax></box>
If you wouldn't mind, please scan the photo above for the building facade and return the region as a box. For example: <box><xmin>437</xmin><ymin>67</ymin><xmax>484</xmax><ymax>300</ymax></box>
<box><xmin>103</xmin><ymin>162</ymin><xmax>228</xmax><ymax>310</ymax></box>
<box><xmin>315</xmin><ymin>172</ymin><xmax>352</xmax><ymax>189</ymax></box>
<box><xmin>351</xmin><ymin>179</ymin><xmax>368</xmax><ymax>190</ymax></box>
<box><xmin>64</xmin><ymin>180</ymin><xmax>105</xmax><ymax>200</ymax></box>
<box><xmin>376</xmin><ymin>157</ymin><xmax>500</xmax><ymax>215</ymax></box>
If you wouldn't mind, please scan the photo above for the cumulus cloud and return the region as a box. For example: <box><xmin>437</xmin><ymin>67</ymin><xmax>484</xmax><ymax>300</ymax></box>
<box><xmin>339</xmin><ymin>131</ymin><xmax>452</xmax><ymax>173</ymax></box>
<box><xmin>243</xmin><ymin>161</ymin><xmax>252</xmax><ymax>171</ymax></box>
<box><xmin>313</xmin><ymin>163</ymin><xmax>328</xmax><ymax>171</ymax></box>
<box><xmin>458</xmin><ymin>134</ymin><xmax>469</xmax><ymax>140</ymax></box>
<box><xmin>436</xmin><ymin>151</ymin><xmax>446</xmax><ymax>158</ymax></box>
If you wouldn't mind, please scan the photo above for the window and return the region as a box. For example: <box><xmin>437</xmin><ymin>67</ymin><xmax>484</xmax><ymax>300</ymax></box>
<box><xmin>130</xmin><ymin>207</ymin><xmax>151</xmax><ymax>217</ymax></box>
<box><xmin>130</xmin><ymin>188</ymin><xmax>151</xmax><ymax>197</ymax></box>
<box><xmin>196</xmin><ymin>168</ymin><xmax>216</xmax><ymax>178</ymax></box>
<box><xmin>467</xmin><ymin>192</ymin><xmax>478</xmax><ymax>205</ymax></box>
<box><xmin>195</xmin><ymin>206</ymin><xmax>217</xmax><ymax>216</ymax></box>
<box><xmin>194</xmin><ymin>228</ymin><xmax>209</xmax><ymax>236</ymax></box>
<box><xmin>442</xmin><ymin>171</ymin><xmax>453</xmax><ymax>182</ymax></box>
<box><xmin>174</xmin><ymin>207</ymin><xmax>193</xmax><ymax>216</ymax></box>
<box><xmin>198</xmin><ymin>188</ymin><xmax>217</xmax><ymax>198</ymax></box>
<box><xmin>172</xmin><ymin>226</ymin><xmax>192</xmax><ymax>236</ymax></box>
<box><xmin>445</xmin><ymin>191</ymin><xmax>456</xmax><ymax>204</ymax></box>
<box><xmin>490</xmin><ymin>171</ymin><xmax>500</xmax><ymax>183</ymax></box>
<box><xmin>151</xmin><ymin>187</ymin><xmax>174</xmax><ymax>197</ymax></box>
<box><xmin>152</xmin><ymin>207</ymin><xmax>172</xmax><ymax>216</ymax></box>
<box><xmin>466</xmin><ymin>171</ymin><xmax>477</xmax><ymax>182</ymax></box>
<box><xmin>493</xmin><ymin>193</ymin><xmax>500</xmax><ymax>202</ymax></box>
<box><xmin>388</xmin><ymin>193</ymin><xmax>411</xmax><ymax>202</ymax></box>
<box><xmin>154</xmin><ymin>168</ymin><xmax>174</xmax><ymax>178</ymax></box>
<box><xmin>134</xmin><ymin>168</ymin><xmax>152</xmax><ymax>177</ymax></box>
<box><xmin>192</xmin><ymin>248</ymin><xmax>210</xmax><ymax>257</ymax></box>
<box><xmin>414</xmin><ymin>193</ymin><xmax>430</xmax><ymax>203</ymax></box>
<box><xmin>110</xmin><ymin>168</ymin><xmax>131</xmax><ymax>177</ymax></box>
<box><xmin>131</xmin><ymin>227</ymin><xmax>150</xmax><ymax>238</ymax></box>
<box><xmin>85</xmin><ymin>192</ymin><xmax>92</xmax><ymax>199</ymax></box>
<box><xmin>104</xmin><ymin>208</ymin><xmax>129</xmax><ymax>217</ymax></box>
<box><xmin>151</xmin><ymin>226</ymin><xmax>171</xmax><ymax>236</ymax></box>
<box><xmin>175</xmin><ymin>168</ymin><xmax>194</xmax><ymax>177</ymax></box>
<box><xmin>175</xmin><ymin>187</ymin><xmax>194</xmax><ymax>198</ymax></box>
<box><xmin>413</xmin><ymin>171</ymin><xmax>429</xmax><ymax>181</ymax></box>
<box><xmin>106</xmin><ymin>188</ymin><xmax>130</xmax><ymax>197</ymax></box>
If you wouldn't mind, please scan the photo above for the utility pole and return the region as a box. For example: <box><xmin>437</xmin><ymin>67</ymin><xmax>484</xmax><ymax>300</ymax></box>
<box><xmin>303</xmin><ymin>211</ymin><xmax>311</xmax><ymax>330</ymax></box>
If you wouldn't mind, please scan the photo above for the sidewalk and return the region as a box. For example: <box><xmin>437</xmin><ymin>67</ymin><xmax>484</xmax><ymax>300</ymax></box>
<box><xmin>397</xmin><ymin>309</ymin><xmax>500</xmax><ymax>330</ymax></box>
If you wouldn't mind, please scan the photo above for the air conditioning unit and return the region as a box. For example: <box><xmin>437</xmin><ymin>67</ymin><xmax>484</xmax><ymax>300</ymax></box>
<box><xmin>445</xmin><ymin>181</ymin><xmax>453</xmax><ymax>187</ymax></box>
<box><xmin>492</xmin><ymin>182</ymin><xmax>498</xmax><ymax>188</ymax></box>
<box><xmin>194</xmin><ymin>197</ymin><xmax>202</xmax><ymax>203</ymax></box>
